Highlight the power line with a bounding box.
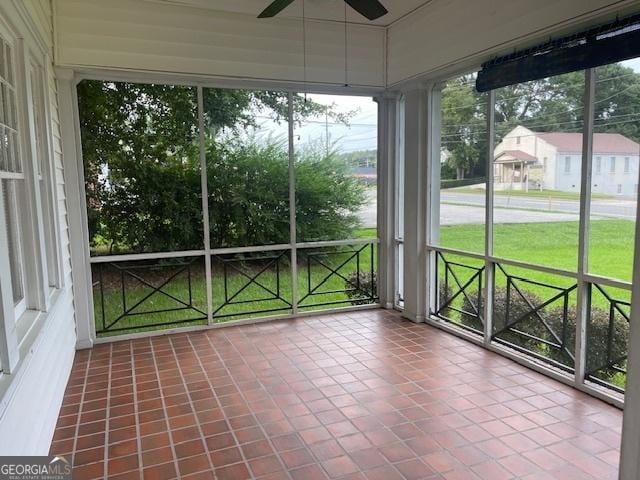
[440,115,640,146]
[442,71,640,112]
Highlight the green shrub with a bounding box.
[345,272,376,305]
[550,305,628,383]
[489,287,569,361]
[463,287,629,383]
[88,139,366,253]
[435,283,484,333]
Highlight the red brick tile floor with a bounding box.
[50,309,622,479]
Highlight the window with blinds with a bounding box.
[29,60,59,290]
[0,36,26,318]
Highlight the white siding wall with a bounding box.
[54,0,386,89]
[554,153,582,192]
[590,154,640,196]
[387,0,639,87]
[0,0,77,455]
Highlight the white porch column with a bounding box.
[619,192,640,478]
[376,93,399,309]
[56,68,95,349]
[401,87,428,322]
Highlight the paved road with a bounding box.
[359,190,377,228]
[440,204,580,226]
[357,190,637,228]
[442,191,637,220]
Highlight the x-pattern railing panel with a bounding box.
[433,252,485,335]
[585,283,631,393]
[211,251,292,319]
[492,264,577,371]
[94,258,207,334]
[298,243,377,309]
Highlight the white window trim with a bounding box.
[0,16,61,374]
[27,52,63,296]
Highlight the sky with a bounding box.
[622,58,640,73]
[245,59,640,154]
[252,93,379,153]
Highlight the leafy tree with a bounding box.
[441,75,487,180]
[440,64,640,180]
[593,63,640,142]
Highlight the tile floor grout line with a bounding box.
[71,348,93,467]
[148,336,184,480]
[102,343,113,479]
[167,335,219,478]
[199,329,295,479]
[130,341,145,480]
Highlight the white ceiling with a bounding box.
[152,0,433,26]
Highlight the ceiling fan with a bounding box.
[258,0,388,21]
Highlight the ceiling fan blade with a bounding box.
[258,0,296,18]
[344,0,388,20]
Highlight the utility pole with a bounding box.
[325,109,329,157]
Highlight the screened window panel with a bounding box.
[77,81,201,256]
[435,74,487,254]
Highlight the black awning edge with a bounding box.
[476,12,640,92]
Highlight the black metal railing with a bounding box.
[92,241,378,336]
[492,264,577,371]
[585,283,630,393]
[297,242,377,310]
[211,251,292,320]
[93,257,207,335]
[433,252,485,335]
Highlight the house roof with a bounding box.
[537,132,640,155]
[495,149,537,163]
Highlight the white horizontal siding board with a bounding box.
[0,290,76,454]
[59,34,301,72]
[58,13,304,54]
[387,0,638,86]
[55,0,385,87]
[0,0,78,456]
[22,0,53,46]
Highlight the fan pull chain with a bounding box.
[344,1,348,87]
[302,0,308,102]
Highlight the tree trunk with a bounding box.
[456,167,465,180]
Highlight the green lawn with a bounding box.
[93,237,378,337]
[440,219,635,282]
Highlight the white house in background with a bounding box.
[494,125,640,195]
